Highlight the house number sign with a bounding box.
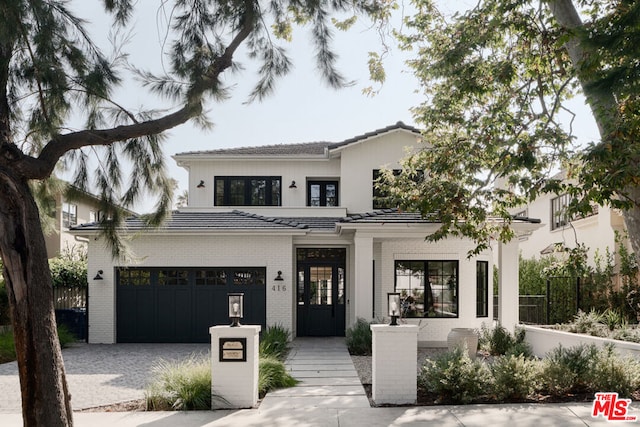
[219,338,247,362]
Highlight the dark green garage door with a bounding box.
[116,267,266,343]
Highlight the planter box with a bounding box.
[523,325,640,359]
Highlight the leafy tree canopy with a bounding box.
[381,0,640,256]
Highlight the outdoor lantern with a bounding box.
[274,271,284,281]
[387,292,400,326]
[93,270,104,280]
[228,293,244,327]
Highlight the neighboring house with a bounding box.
[510,172,629,267]
[45,185,120,259]
[73,122,541,345]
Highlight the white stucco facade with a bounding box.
[77,123,537,345]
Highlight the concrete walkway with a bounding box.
[260,337,369,410]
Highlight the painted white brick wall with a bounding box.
[210,325,261,409]
[376,238,494,344]
[87,234,293,343]
[371,324,418,404]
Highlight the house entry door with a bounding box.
[296,248,346,336]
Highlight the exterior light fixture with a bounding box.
[387,292,400,326]
[289,180,297,189]
[93,270,104,280]
[228,293,244,327]
[197,180,206,188]
[274,271,284,281]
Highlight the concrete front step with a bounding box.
[267,385,366,397]
[259,395,371,410]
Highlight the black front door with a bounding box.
[296,249,346,336]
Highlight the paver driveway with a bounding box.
[0,343,209,413]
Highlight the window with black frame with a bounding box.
[394,260,458,318]
[476,261,489,317]
[214,176,281,206]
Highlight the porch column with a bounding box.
[498,238,520,333]
[354,236,374,322]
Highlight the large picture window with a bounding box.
[476,261,489,317]
[394,260,458,318]
[215,176,281,206]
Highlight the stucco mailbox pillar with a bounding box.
[209,325,261,409]
[370,324,418,405]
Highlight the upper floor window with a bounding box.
[394,260,458,318]
[89,210,102,223]
[62,202,77,228]
[373,169,423,209]
[551,194,598,230]
[215,176,281,206]
[307,181,338,207]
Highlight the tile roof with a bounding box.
[174,122,422,157]
[176,141,331,156]
[72,211,313,232]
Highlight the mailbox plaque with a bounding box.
[219,338,247,362]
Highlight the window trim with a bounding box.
[307,180,339,207]
[214,176,282,206]
[394,260,459,319]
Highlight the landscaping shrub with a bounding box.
[542,344,598,396]
[258,355,298,398]
[0,329,15,364]
[145,354,211,410]
[346,317,372,355]
[480,325,531,357]
[602,309,626,332]
[586,345,640,397]
[259,324,291,361]
[418,347,490,404]
[571,309,604,335]
[490,354,541,401]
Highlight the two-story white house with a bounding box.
[74,122,541,344]
[512,171,629,267]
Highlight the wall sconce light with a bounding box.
[274,271,284,281]
[197,180,206,188]
[288,180,297,189]
[94,270,104,281]
[228,293,244,327]
[387,292,400,326]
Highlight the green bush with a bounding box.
[586,345,640,397]
[602,309,626,332]
[480,325,531,357]
[571,309,604,335]
[145,354,212,410]
[0,325,74,364]
[0,329,15,364]
[418,347,490,404]
[258,355,298,398]
[490,354,542,401]
[345,317,372,355]
[259,324,290,361]
[49,256,87,289]
[542,344,598,396]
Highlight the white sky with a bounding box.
[68,1,600,213]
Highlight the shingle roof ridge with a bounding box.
[232,210,309,229]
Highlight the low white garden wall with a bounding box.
[523,325,640,359]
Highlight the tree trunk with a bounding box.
[548,0,640,262]
[0,173,72,426]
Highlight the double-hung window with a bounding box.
[62,202,77,228]
[394,260,458,318]
[215,176,281,206]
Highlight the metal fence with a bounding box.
[493,295,547,325]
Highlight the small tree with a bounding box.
[0,2,388,425]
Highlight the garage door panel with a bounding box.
[117,267,266,343]
[156,288,191,342]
